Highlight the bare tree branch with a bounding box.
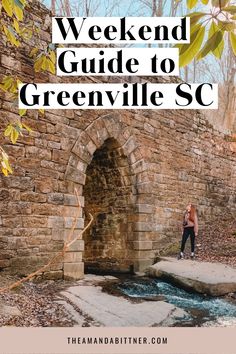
[0,188,94,294]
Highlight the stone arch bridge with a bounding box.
[0,2,236,279]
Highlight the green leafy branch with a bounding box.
[0,120,33,176]
[1,0,25,19]
[30,43,57,75]
[0,75,22,96]
[0,0,31,47]
[0,0,57,176]
[178,0,236,66]
[4,121,32,144]
[0,73,35,175]
[0,147,12,177]
[0,75,27,115]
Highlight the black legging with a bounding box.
[181,226,195,253]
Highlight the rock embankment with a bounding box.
[147,257,236,296]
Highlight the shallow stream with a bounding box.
[105,277,236,327]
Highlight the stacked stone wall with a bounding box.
[0,1,235,278]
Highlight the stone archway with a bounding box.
[83,137,134,273]
[63,113,153,279]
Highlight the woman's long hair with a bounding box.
[189,204,196,223]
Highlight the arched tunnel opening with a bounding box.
[83,138,135,274]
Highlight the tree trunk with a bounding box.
[157,0,163,16]
[64,0,71,16]
[51,0,56,15]
[152,0,157,16]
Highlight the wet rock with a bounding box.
[56,300,85,326]
[104,275,118,280]
[60,285,187,327]
[155,307,189,327]
[203,317,236,327]
[83,274,106,282]
[148,257,236,296]
[139,295,166,301]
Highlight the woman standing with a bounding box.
[179,204,198,259]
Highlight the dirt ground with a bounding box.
[0,275,76,327]
[196,215,236,267]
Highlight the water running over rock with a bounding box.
[115,278,236,326]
